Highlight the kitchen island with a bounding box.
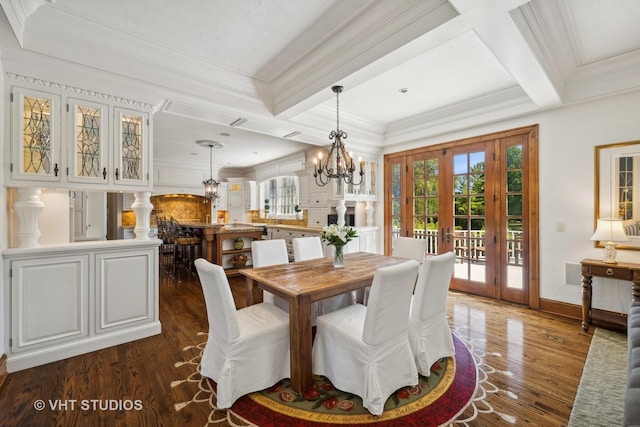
[178,222,264,275]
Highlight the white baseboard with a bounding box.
[7,322,161,372]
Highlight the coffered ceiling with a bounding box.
[1,0,639,170]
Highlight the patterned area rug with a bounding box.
[173,328,513,426]
[568,327,627,427]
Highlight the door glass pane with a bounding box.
[121,114,142,180]
[414,179,425,197]
[22,96,52,175]
[453,151,486,283]
[506,145,524,289]
[75,106,102,178]
[391,163,402,240]
[411,158,439,252]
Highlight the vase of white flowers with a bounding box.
[321,224,358,268]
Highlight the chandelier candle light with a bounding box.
[313,85,364,187]
[197,140,223,206]
[321,224,358,268]
[590,218,629,264]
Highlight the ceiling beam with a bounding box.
[450,0,562,109]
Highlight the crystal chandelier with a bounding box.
[197,140,223,204]
[313,85,364,187]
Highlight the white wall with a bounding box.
[38,190,71,245]
[383,90,640,314]
[0,50,6,358]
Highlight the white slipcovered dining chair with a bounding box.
[292,236,353,315]
[251,239,289,311]
[194,258,290,409]
[312,259,420,416]
[361,236,428,305]
[408,251,456,376]
[392,236,428,263]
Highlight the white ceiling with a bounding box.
[1,0,639,172]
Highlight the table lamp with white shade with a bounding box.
[590,218,630,264]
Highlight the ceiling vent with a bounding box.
[229,118,247,127]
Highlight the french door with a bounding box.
[385,126,538,306]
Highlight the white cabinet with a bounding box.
[7,85,151,191]
[297,170,308,207]
[217,182,229,210]
[242,181,258,210]
[10,87,62,183]
[307,207,327,228]
[332,158,378,201]
[95,248,155,333]
[10,254,89,353]
[227,181,244,222]
[304,168,331,228]
[3,240,161,371]
[269,226,322,261]
[227,182,243,210]
[67,98,109,185]
[113,107,150,187]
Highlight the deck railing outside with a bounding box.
[392,228,523,265]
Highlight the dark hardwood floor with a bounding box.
[0,265,594,426]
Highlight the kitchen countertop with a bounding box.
[266,224,323,233]
[179,222,263,233]
[265,224,377,232]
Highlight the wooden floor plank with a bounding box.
[0,268,594,426]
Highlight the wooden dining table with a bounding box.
[239,251,408,394]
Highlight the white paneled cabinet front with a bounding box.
[3,240,161,372]
[95,250,153,333]
[11,255,89,353]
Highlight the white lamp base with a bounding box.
[602,241,617,264]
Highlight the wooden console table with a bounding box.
[581,258,640,332]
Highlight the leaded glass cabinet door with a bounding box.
[11,87,62,182]
[114,107,149,186]
[68,99,109,184]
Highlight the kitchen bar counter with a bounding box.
[177,222,264,273]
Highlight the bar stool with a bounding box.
[174,237,201,279]
[156,216,175,277]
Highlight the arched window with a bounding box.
[260,175,299,216]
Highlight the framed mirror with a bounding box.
[595,140,640,250]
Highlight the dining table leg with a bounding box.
[245,277,263,306]
[289,294,314,394]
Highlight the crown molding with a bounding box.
[5,72,155,110]
[384,86,536,145]
[0,0,49,46]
